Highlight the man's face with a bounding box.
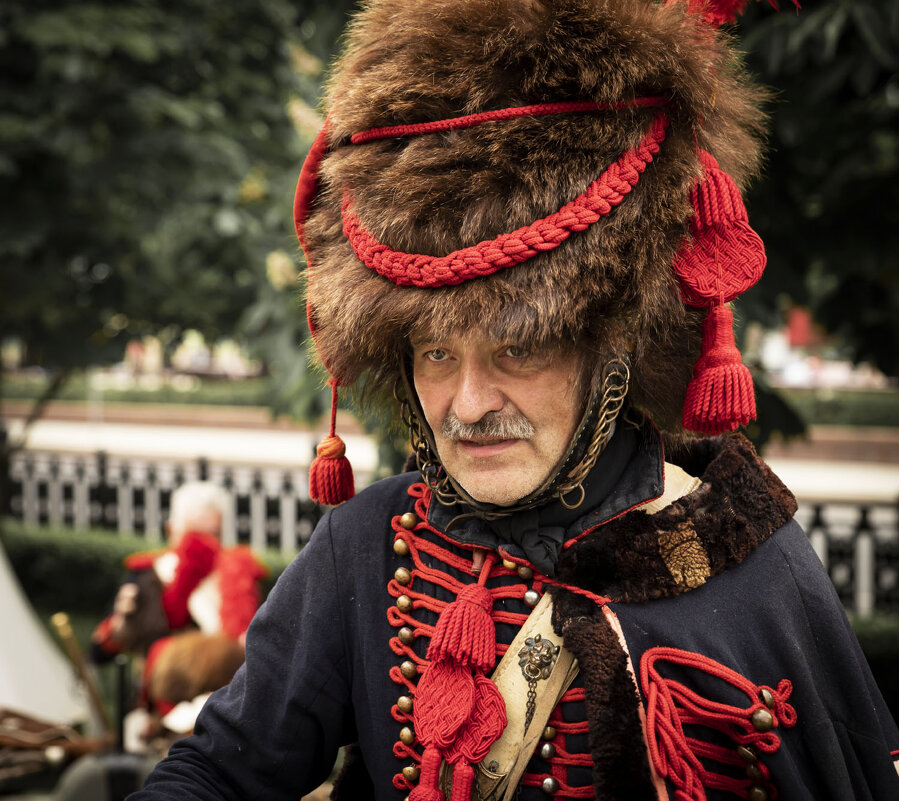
[412,333,583,506]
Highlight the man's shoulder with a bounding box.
[327,470,421,530]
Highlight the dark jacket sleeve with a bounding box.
[128,510,354,801]
[768,523,899,800]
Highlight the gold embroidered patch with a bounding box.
[658,522,711,590]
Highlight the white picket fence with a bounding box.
[5,449,899,616]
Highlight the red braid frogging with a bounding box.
[640,646,797,801]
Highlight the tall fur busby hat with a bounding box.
[297,0,782,503]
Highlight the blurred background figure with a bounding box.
[91,481,266,752]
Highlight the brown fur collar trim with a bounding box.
[551,593,657,800]
[555,433,797,602]
[547,434,795,801]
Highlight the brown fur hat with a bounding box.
[302,0,767,429]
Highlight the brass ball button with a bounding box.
[747,786,769,801]
[541,776,559,794]
[400,512,419,530]
[399,726,415,745]
[751,708,774,732]
[400,661,417,679]
[393,539,410,557]
[402,765,420,782]
[524,589,541,607]
[736,745,757,764]
[542,726,557,741]
[501,559,518,571]
[758,688,775,708]
[396,595,413,613]
[397,695,413,714]
[398,626,415,644]
[394,567,412,586]
[746,764,764,782]
[539,742,556,760]
[517,565,534,580]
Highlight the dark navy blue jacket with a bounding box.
[130,432,899,801]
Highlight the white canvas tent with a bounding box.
[0,537,90,725]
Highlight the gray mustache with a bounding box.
[441,411,535,441]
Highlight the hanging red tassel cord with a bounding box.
[309,378,355,505]
[410,554,507,801]
[673,150,765,435]
[682,305,756,434]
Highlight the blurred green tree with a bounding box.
[736,0,899,377]
[0,0,360,433]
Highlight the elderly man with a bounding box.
[131,1,899,799]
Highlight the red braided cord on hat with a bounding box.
[349,97,668,144]
[640,647,797,801]
[342,113,668,288]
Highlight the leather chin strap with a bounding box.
[397,355,626,521]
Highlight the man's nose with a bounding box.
[452,358,504,424]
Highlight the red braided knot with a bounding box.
[342,113,668,288]
[673,150,765,308]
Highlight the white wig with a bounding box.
[168,481,229,540]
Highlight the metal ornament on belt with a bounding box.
[518,634,561,730]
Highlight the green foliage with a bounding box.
[737,0,899,377]
[0,0,364,433]
[780,386,899,427]
[0,0,309,368]
[3,371,274,407]
[0,517,292,615]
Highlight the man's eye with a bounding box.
[504,345,529,359]
[426,349,449,362]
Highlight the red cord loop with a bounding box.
[349,97,668,144]
[640,647,797,801]
[343,114,668,288]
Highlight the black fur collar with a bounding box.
[555,433,797,602]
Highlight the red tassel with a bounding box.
[410,557,506,800]
[673,149,764,434]
[414,661,477,749]
[445,674,507,765]
[426,584,496,671]
[309,379,355,505]
[682,304,756,434]
[673,151,766,308]
[409,748,446,801]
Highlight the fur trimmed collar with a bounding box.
[555,433,797,603]
[548,434,797,801]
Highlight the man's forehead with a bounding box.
[408,325,569,352]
